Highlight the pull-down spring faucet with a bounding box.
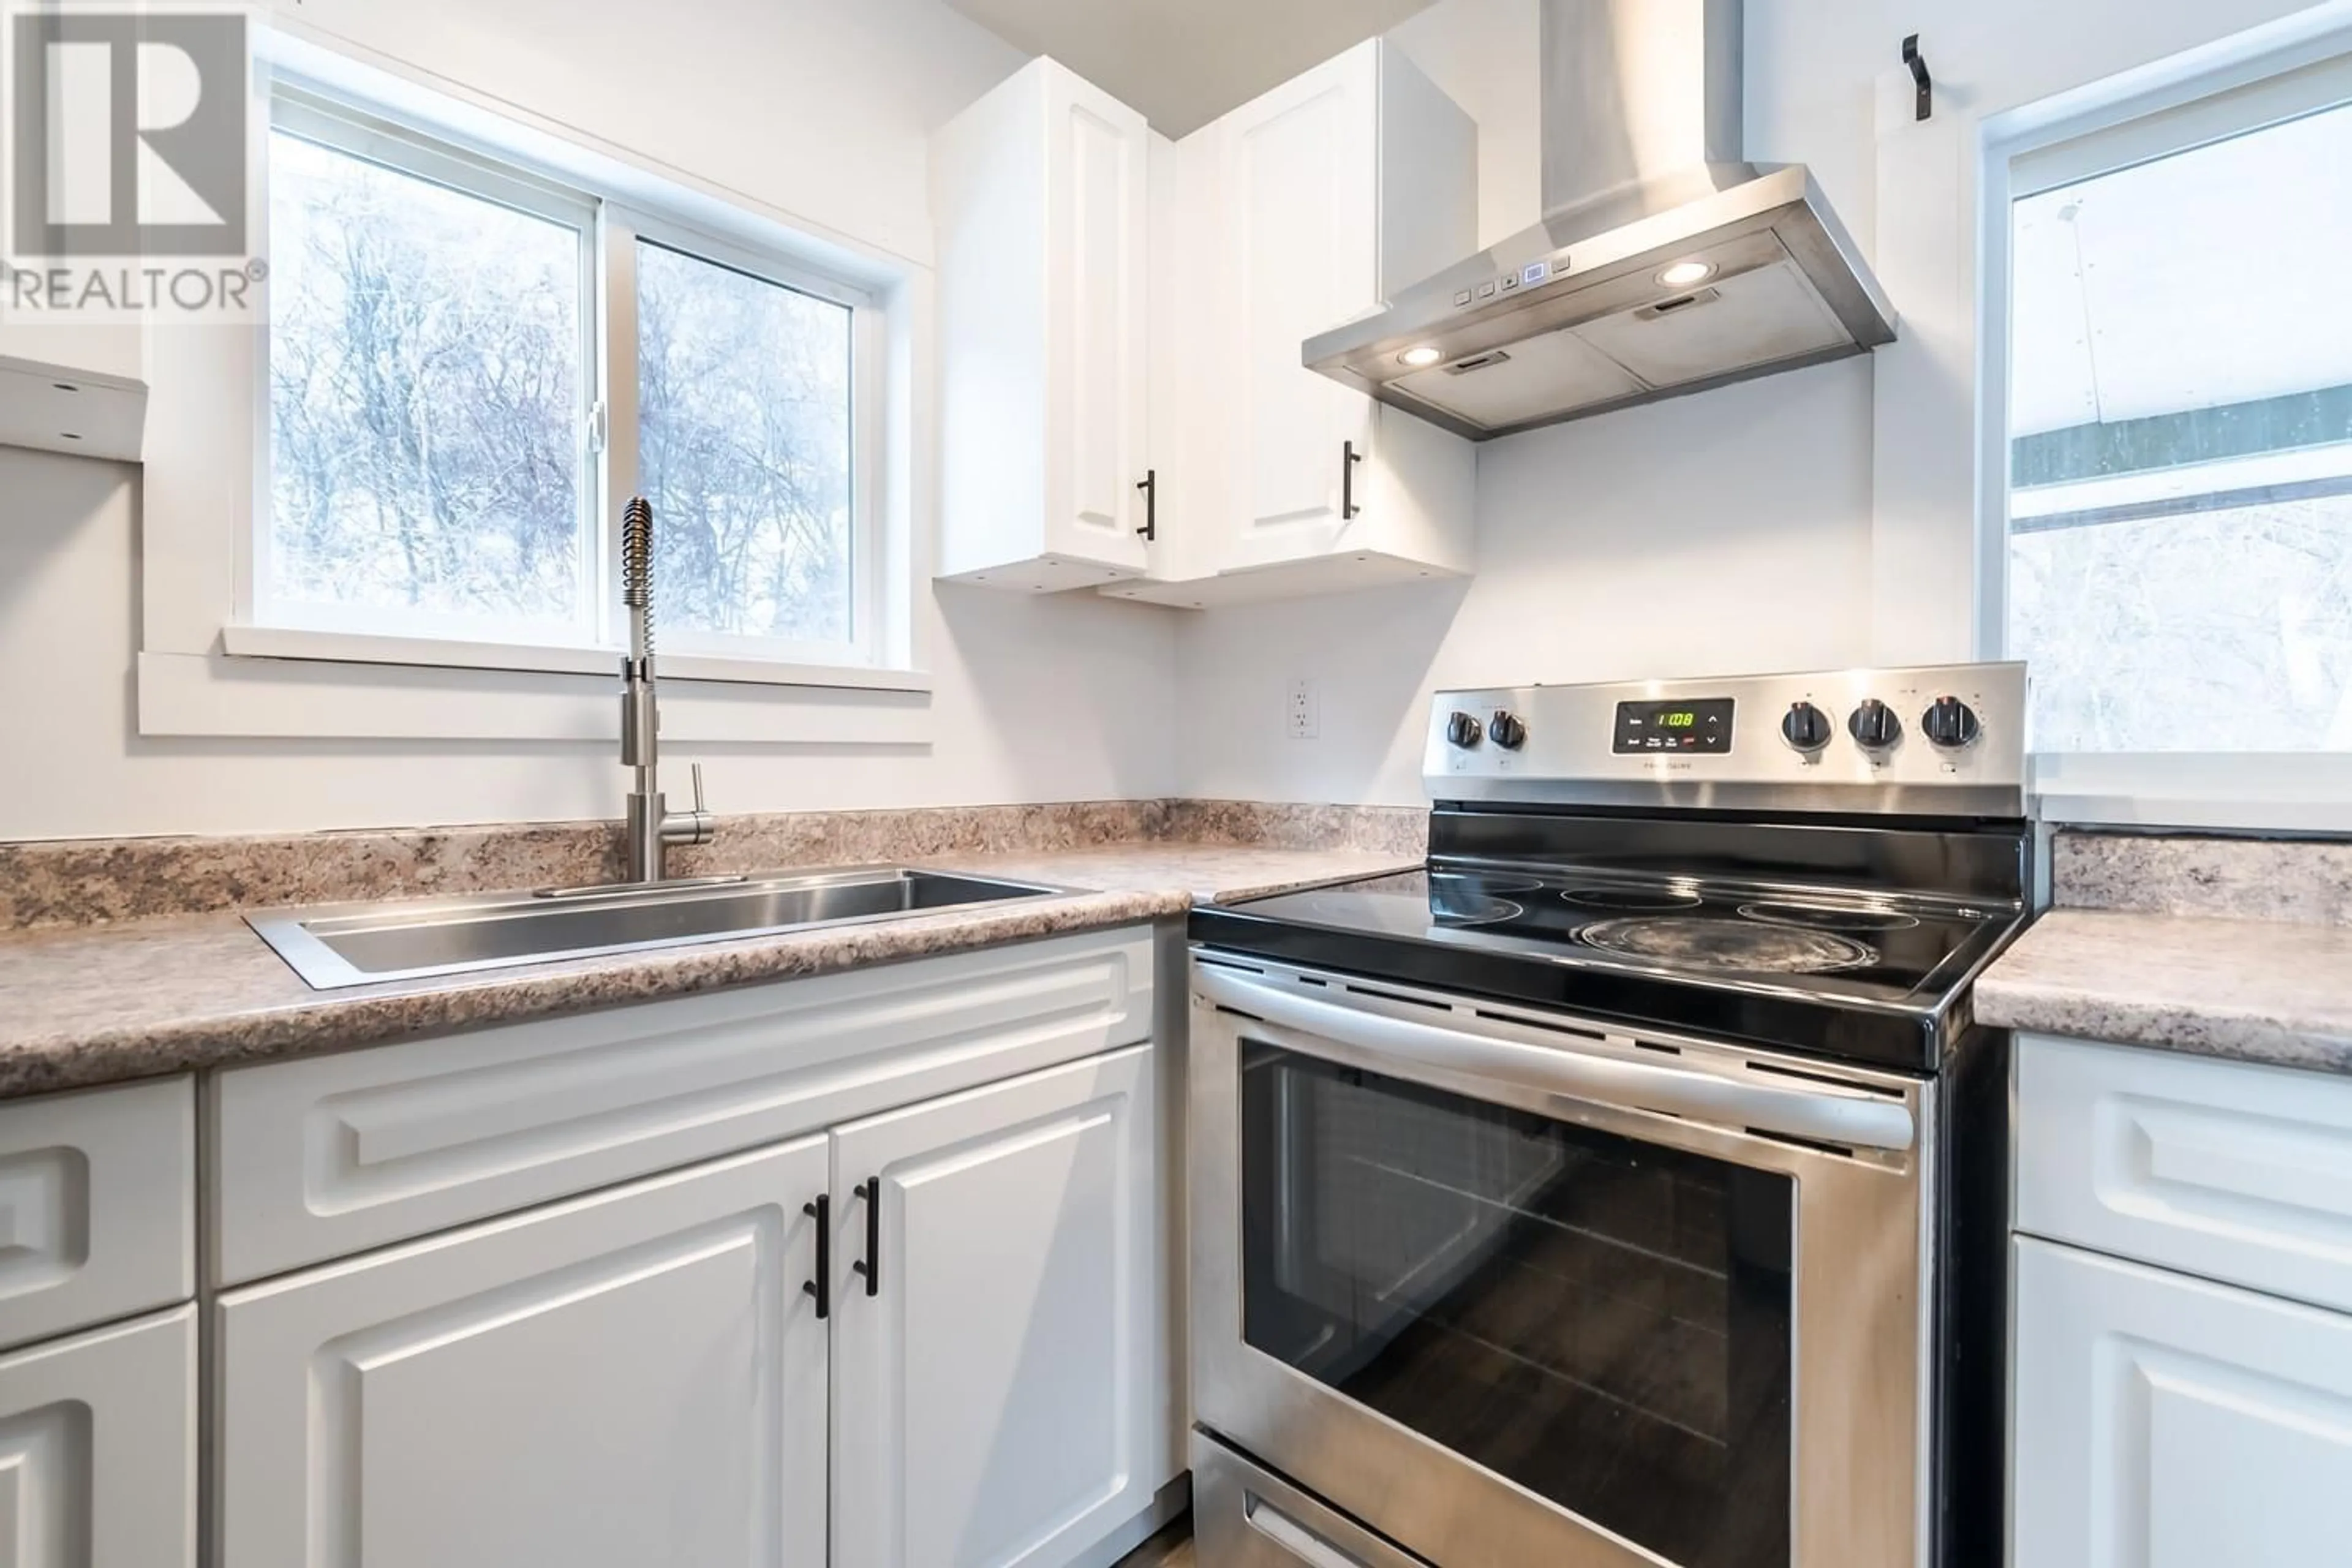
[619,496,715,883]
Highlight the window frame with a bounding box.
[254,90,605,649]
[246,75,890,676]
[602,207,888,668]
[1977,43,2352,831]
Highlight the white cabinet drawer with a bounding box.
[2013,1237,2352,1568]
[211,927,1155,1283]
[0,1077,194,1351]
[2017,1033,2352,1313]
[0,1303,198,1568]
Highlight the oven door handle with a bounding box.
[1196,968,1917,1153]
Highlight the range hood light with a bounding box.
[1398,345,1446,368]
[1656,260,1717,288]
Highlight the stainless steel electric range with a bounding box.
[1186,664,2030,1568]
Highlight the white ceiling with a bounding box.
[944,0,1441,136]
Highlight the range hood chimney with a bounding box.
[1305,0,1894,441]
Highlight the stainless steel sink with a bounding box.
[246,867,1061,990]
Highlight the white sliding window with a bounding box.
[255,86,886,673]
[1989,50,2352,826]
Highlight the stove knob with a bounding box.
[1490,710,1527,750]
[1921,695,1981,750]
[1780,701,1833,754]
[1445,710,1484,748]
[1849,698,1902,751]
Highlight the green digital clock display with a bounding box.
[1613,698,1736,754]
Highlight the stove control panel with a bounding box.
[1612,698,1735,755]
[1425,663,2029,816]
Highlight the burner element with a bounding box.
[1739,901,1921,933]
[1428,877,1527,927]
[1430,895,1523,927]
[1562,886,1703,912]
[1579,916,1877,974]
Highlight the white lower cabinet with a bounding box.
[2012,1235,2352,1567]
[0,1305,197,1568]
[832,1043,1170,1568]
[213,1039,1174,1568]
[216,1137,833,1568]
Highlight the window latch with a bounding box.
[587,399,608,454]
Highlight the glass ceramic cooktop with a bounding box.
[1223,865,2015,1009]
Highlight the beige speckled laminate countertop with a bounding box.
[0,843,1416,1099]
[1977,908,2352,1076]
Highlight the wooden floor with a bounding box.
[1114,1518,1195,1567]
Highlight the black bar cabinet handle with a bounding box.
[1135,469,1157,541]
[853,1178,881,1297]
[801,1194,830,1319]
[1341,440,1363,521]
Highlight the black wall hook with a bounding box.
[1902,34,1932,122]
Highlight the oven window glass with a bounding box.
[1240,1043,1795,1568]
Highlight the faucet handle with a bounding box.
[658,763,717,850]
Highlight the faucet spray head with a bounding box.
[621,496,655,627]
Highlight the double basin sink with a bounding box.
[247,867,1060,990]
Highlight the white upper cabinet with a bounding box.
[935,58,1153,590]
[1107,40,1477,609]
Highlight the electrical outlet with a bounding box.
[1287,677,1320,740]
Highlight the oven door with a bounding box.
[1189,955,1933,1568]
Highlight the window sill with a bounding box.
[2034,754,2352,835]
[2038,791,2352,835]
[220,624,932,694]
[140,647,931,745]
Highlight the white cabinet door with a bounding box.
[935,58,1150,589]
[2013,1236,2352,1568]
[0,1305,195,1568]
[832,1044,1170,1568]
[1213,43,1381,571]
[217,1138,831,1568]
[1044,66,1151,574]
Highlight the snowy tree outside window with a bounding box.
[261,106,869,665]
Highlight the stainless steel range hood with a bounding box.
[1305,0,1895,441]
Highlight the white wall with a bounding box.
[1180,0,2343,806]
[1175,360,1874,805]
[0,0,1186,840]
[1385,0,1542,249]
[0,451,1178,839]
[8,0,2340,835]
